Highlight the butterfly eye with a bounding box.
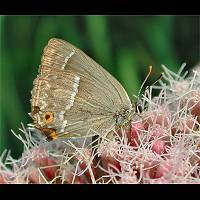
[43,112,54,124]
[125,109,129,113]
[137,105,143,114]
[135,101,143,114]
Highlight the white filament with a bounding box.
[62,49,75,69]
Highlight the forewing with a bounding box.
[31,38,132,137]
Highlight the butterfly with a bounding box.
[30,38,150,141]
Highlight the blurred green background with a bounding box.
[0,15,199,158]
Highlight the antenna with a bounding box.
[145,72,163,92]
[137,65,152,100]
[132,66,163,114]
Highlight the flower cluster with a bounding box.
[1,64,200,184]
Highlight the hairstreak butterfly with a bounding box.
[30,38,158,141]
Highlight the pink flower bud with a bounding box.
[64,171,87,184]
[149,124,165,139]
[25,148,59,182]
[101,155,121,172]
[152,140,165,154]
[144,108,171,128]
[155,161,172,178]
[129,121,144,147]
[191,101,200,117]
[0,173,8,184]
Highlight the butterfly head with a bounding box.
[114,107,133,128]
[134,100,143,114]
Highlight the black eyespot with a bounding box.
[43,112,54,123]
[45,114,50,120]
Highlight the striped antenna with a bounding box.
[137,65,153,100]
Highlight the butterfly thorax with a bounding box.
[114,107,134,128]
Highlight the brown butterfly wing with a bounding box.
[31,38,132,138]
